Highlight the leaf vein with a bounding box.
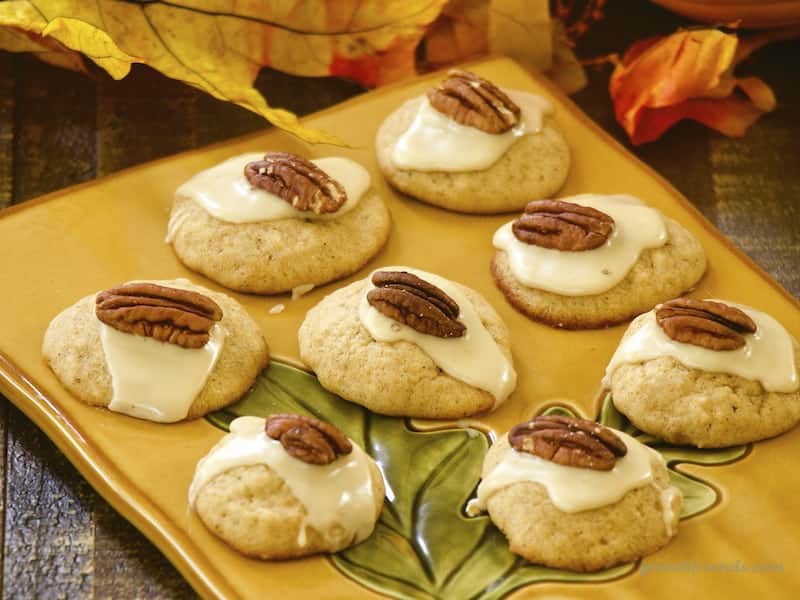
[410,436,471,587]
[138,5,227,98]
[115,0,441,37]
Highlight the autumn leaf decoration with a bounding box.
[5,2,793,146]
[0,0,589,143]
[0,0,449,144]
[610,27,800,145]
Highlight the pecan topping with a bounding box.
[367,271,466,338]
[512,200,615,251]
[508,415,627,471]
[96,282,223,349]
[244,152,346,214]
[427,69,521,134]
[266,414,352,465]
[656,298,757,351]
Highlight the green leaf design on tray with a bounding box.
[207,364,747,599]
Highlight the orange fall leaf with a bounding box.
[610,28,798,145]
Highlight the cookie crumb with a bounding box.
[292,284,315,300]
[269,303,285,315]
[466,498,482,517]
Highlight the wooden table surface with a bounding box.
[0,1,798,598]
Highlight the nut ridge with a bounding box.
[95,282,223,349]
[512,199,615,251]
[656,298,757,351]
[244,152,346,215]
[508,415,627,471]
[367,271,466,338]
[427,69,521,134]
[266,413,352,465]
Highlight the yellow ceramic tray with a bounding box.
[0,57,798,599]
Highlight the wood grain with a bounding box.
[0,54,12,208]
[708,41,800,296]
[0,0,797,596]
[4,405,94,599]
[11,55,96,204]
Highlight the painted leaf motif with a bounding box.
[0,0,447,143]
[208,363,631,599]
[207,365,747,599]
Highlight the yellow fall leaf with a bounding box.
[546,20,587,95]
[421,0,584,92]
[40,17,140,79]
[0,21,86,72]
[424,0,489,67]
[0,0,447,144]
[488,0,552,72]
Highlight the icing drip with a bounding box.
[391,91,553,172]
[175,155,370,224]
[493,194,668,296]
[189,416,380,546]
[604,302,798,393]
[472,430,664,514]
[358,267,517,408]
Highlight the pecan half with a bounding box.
[244,152,346,214]
[96,282,223,349]
[508,415,627,471]
[367,271,466,338]
[656,298,757,351]
[427,69,521,134]
[266,413,352,465]
[512,200,615,251]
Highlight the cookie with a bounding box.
[375,70,570,214]
[298,267,517,418]
[492,195,706,328]
[606,299,800,447]
[168,153,391,294]
[190,415,384,559]
[42,278,269,422]
[472,417,681,572]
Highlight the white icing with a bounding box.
[189,416,380,546]
[358,267,517,408]
[100,320,224,423]
[472,430,668,514]
[603,302,799,393]
[660,485,681,537]
[175,154,370,224]
[165,202,191,243]
[493,194,668,296]
[391,91,553,172]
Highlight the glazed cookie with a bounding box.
[469,416,681,572]
[43,279,269,422]
[605,298,800,447]
[492,194,706,328]
[298,267,517,418]
[167,152,391,294]
[190,414,384,559]
[375,69,570,214]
